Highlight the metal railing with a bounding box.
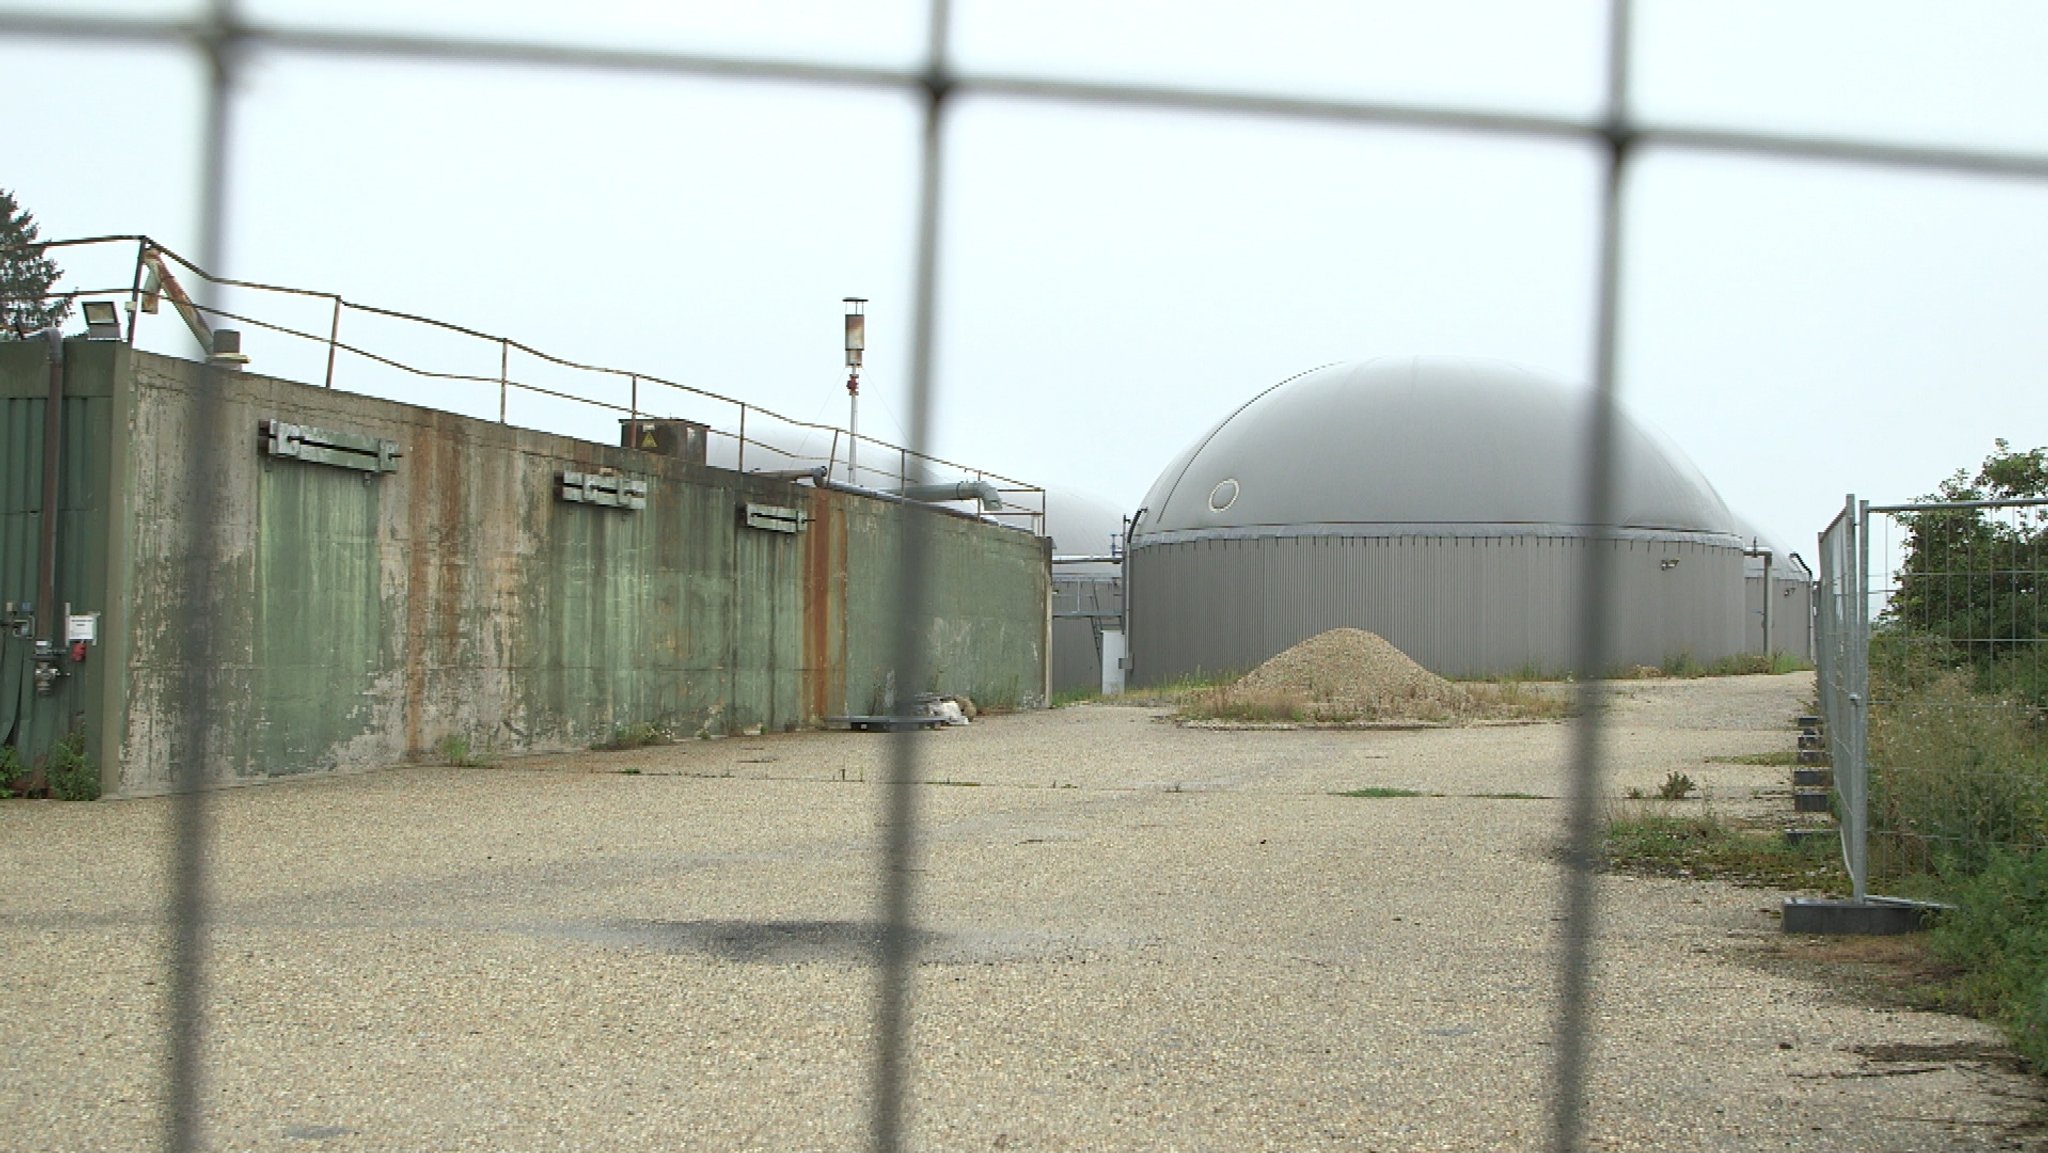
[14,233,1045,535]
[6,3,2048,1153]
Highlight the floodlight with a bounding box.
[81,300,121,340]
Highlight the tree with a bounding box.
[0,188,71,337]
[1888,440,2048,681]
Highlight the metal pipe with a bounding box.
[140,247,213,354]
[1052,554,1123,565]
[1744,545,1774,654]
[1121,507,1144,685]
[38,328,63,648]
[889,479,1003,509]
[1761,550,1773,654]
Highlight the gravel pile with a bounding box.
[1227,628,1475,721]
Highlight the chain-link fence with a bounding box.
[8,2,2048,1152]
[1816,494,2048,900]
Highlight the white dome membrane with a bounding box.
[1134,357,1739,542]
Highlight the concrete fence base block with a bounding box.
[1782,897,1941,936]
[1793,790,1832,813]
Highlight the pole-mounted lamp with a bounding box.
[844,297,865,485]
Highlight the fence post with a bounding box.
[1846,494,1870,902]
[324,297,342,389]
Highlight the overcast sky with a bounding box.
[6,0,2048,560]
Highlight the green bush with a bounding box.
[1867,662,2048,879]
[1929,848,2048,1073]
[0,743,23,798]
[46,728,98,802]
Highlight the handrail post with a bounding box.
[498,340,509,424]
[629,374,638,424]
[125,238,145,344]
[738,404,747,473]
[324,297,341,389]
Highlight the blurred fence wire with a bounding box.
[7,2,2048,1151]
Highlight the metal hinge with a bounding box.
[742,503,805,534]
[261,419,401,473]
[559,470,648,511]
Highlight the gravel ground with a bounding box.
[1,671,2039,1151]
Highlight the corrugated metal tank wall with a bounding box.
[1744,574,1816,660]
[1050,573,1122,697]
[1128,534,1745,682]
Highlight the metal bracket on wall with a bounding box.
[742,502,805,534]
[261,419,401,473]
[559,471,648,511]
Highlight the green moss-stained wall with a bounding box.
[839,493,1053,713]
[0,340,121,790]
[0,344,1048,796]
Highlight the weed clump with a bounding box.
[1603,808,1844,890]
[595,722,674,751]
[1657,771,1697,801]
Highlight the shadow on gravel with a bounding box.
[560,918,937,964]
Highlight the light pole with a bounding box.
[844,297,866,485]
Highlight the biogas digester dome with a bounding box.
[1127,357,1746,681]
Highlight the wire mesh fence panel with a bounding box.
[1863,499,2048,890]
[1814,498,1868,899]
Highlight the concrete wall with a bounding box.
[1127,532,1745,683]
[0,341,1049,796]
